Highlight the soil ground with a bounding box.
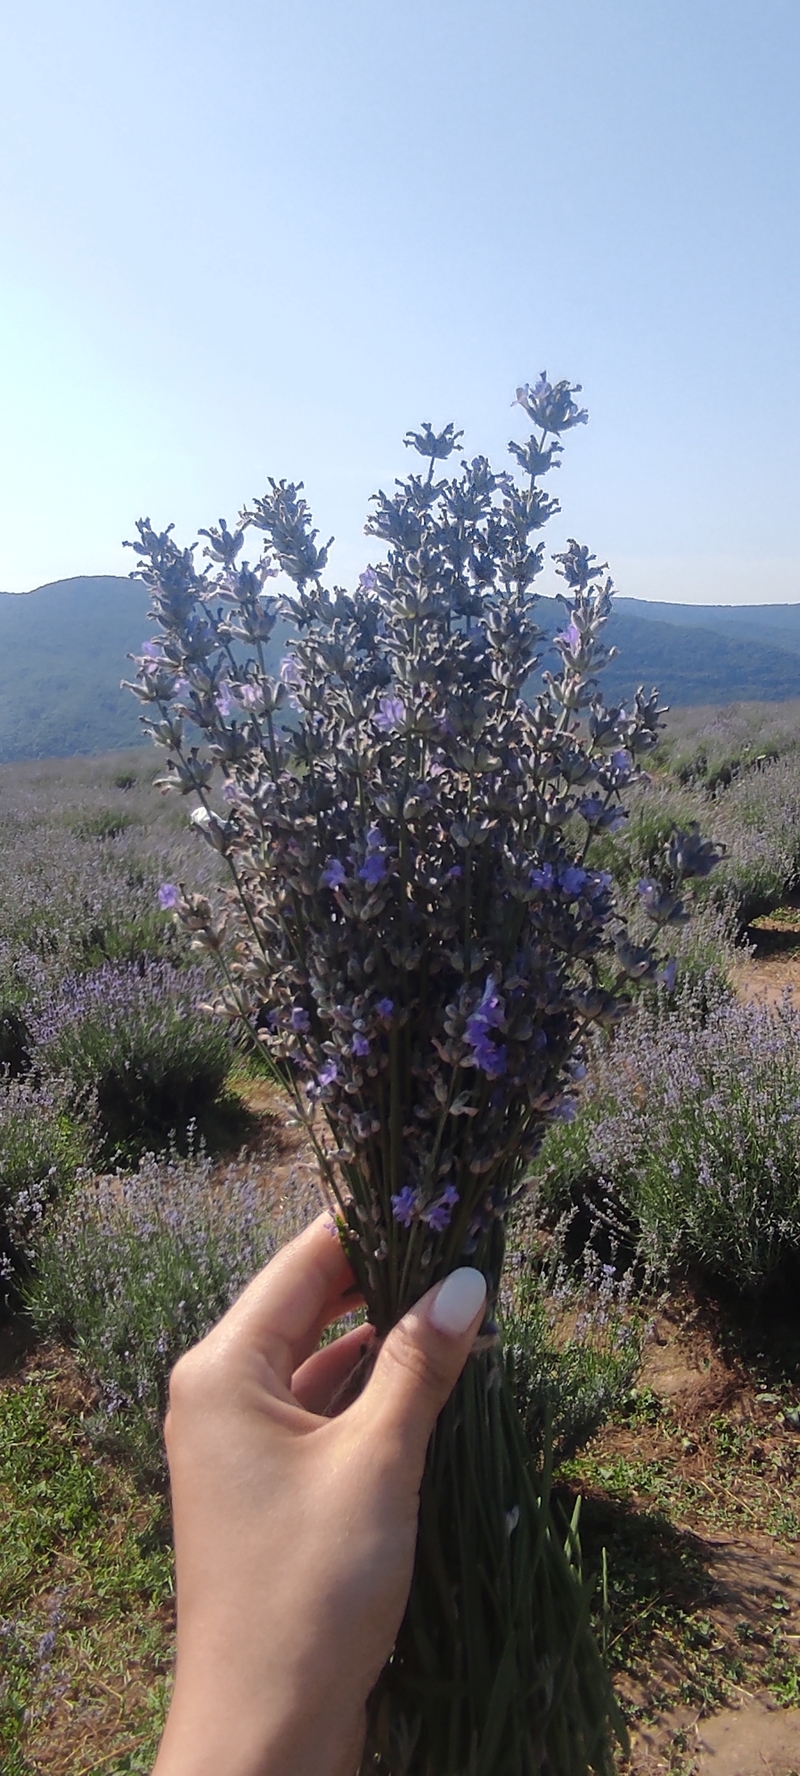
[734,903,800,1007]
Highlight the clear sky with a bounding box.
[1,0,798,602]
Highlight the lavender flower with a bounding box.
[321,858,346,890]
[391,1185,418,1226]
[158,883,180,910]
[374,694,406,731]
[422,1183,460,1231]
[359,851,387,887]
[125,376,709,1776]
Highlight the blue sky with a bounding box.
[1,0,798,602]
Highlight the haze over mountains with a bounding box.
[1,575,799,764]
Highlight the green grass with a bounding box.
[0,1352,174,1776]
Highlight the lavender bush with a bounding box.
[538,981,800,1292]
[31,960,232,1161]
[600,754,800,935]
[0,1075,93,1305]
[501,1227,643,1466]
[709,752,800,927]
[657,697,800,791]
[125,375,719,1775]
[27,1143,311,1473]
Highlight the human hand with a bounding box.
[152,1211,487,1776]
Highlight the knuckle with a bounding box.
[382,1319,451,1402]
[166,1345,207,1413]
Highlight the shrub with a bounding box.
[27,1147,314,1472]
[31,961,232,1160]
[0,1077,93,1303]
[537,984,800,1293]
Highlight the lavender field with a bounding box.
[1,727,800,1776]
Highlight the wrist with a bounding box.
[153,1667,364,1776]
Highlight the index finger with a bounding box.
[217,1211,363,1386]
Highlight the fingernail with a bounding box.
[427,1269,487,1337]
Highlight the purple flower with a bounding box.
[238,682,261,709]
[657,958,677,992]
[352,1031,370,1056]
[391,1185,418,1226]
[359,566,378,592]
[559,865,588,899]
[472,1036,508,1078]
[465,978,507,1077]
[553,621,581,654]
[366,825,384,849]
[609,747,633,783]
[141,641,162,661]
[637,878,661,916]
[158,883,180,910]
[530,862,555,891]
[215,684,234,717]
[317,1058,338,1088]
[446,865,463,880]
[290,1005,310,1033]
[374,695,405,732]
[587,869,613,903]
[376,997,394,1018]
[321,858,346,890]
[359,851,387,887]
[465,979,504,1043]
[422,1182,460,1233]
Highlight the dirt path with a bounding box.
[735,906,800,1006]
[601,1292,800,1776]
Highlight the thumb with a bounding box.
[351,1268,487,1477]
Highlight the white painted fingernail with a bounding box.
[427,1269,487,1337]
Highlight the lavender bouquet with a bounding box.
[126,376,713,1776]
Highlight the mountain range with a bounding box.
[1,574,799,763]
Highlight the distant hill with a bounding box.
[601,605,800,705]
[0,574,799,763]
[0,577,151,762]
[615,596,800,656]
